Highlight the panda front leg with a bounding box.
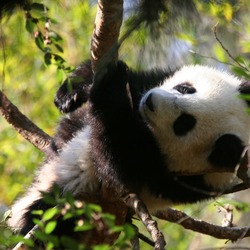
[89,62,167,249]
[89,61,158,194]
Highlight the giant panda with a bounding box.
[8,61,250,241]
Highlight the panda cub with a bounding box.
[8,61,250,237]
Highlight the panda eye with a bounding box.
[174,83,196,94]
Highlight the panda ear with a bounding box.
[239,81,250,106]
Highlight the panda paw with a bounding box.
[54,81,89,113]
[54,60,93,113]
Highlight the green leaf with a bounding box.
[34,231,59,247]
[123,223,136,240]
[74,223,94,232]
[44,52,52,65]
[110,225,123,233]
[31,209,43,216]
[239,94,250,101]
[34,231,47,242]
[56,68,65,83]
[42,193,57,206]
[64,66,75,74]
[49,32,63,42]
[62,212,74,220]
[235,56,246,65]
[54,54,65,64]
[25,19,36,33]
[93,245,110,250]
[10,235,35,247]
[45,221,57,234]
[54,43,64,53]
[65,192,75,206]
[39,17,58,24]
[232,66,250,78]
[60,236,80,249]
[32,218,44,229]
[31,3,49,12]
[42,207,59,221]
[88,204,102,213]
[35,32,45,52]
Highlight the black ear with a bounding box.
[239,81,250,106]
[208,134,245,170]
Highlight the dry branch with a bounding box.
[155,208,250,241]
[0,90,52,153]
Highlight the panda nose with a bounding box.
[145,93,154,112]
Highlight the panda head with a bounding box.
[140,65,250,180]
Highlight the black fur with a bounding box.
[50,107,89,153]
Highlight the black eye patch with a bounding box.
[208,134,245,169]
[173,113,197,136]
[174,83,196,94]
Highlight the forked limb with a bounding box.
[123,193,166,250]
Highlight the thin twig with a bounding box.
[189,50,236,67]
[213,24,250,72]
[138,232,155,247]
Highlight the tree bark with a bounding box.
[155,208,250,241]
[91,0,123,71]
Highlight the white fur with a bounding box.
[8,126,100,231]
[140,65,250,189]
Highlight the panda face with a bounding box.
[140,65,250,177]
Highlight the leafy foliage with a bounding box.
[2,187,135,249]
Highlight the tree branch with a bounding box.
[123,193,166,250]
[213,24,250,72]
[155,208,250,241]
[91,0,123,71]
[12,225,38,250]
[0,90,52,153]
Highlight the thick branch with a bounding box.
[0,90,52,153]
[155,208,250,241]
[91,0,123,71]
